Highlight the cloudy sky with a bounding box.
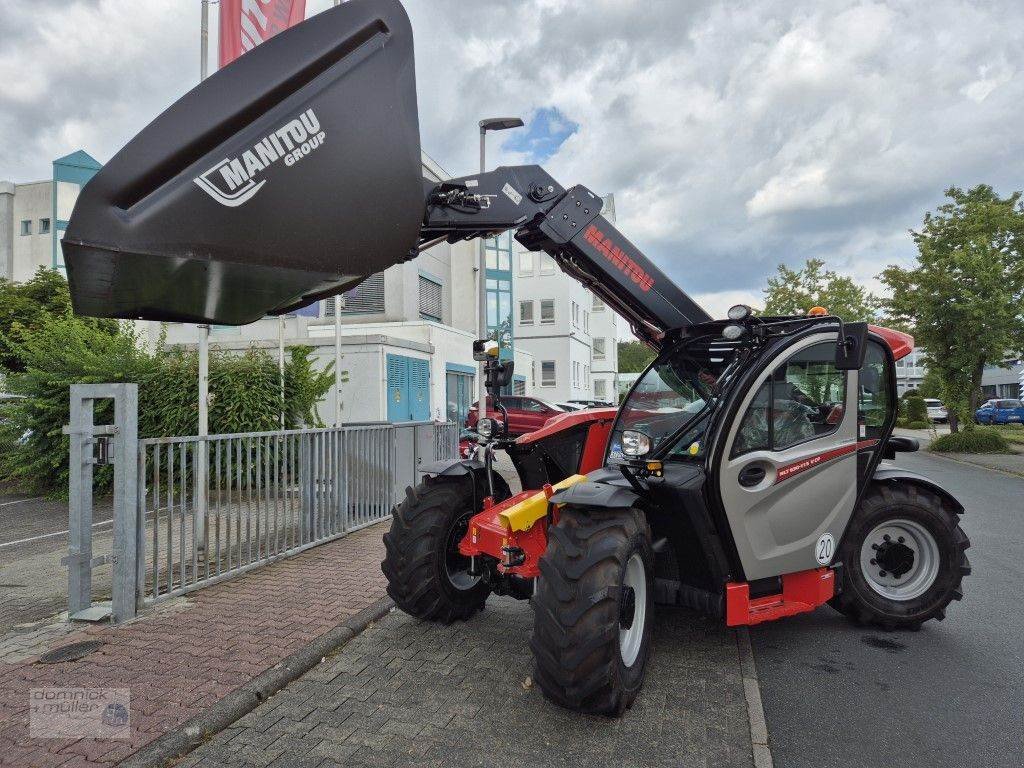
[2,0,1022,316]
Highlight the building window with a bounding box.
[593,337,606,360]
[340,272,385,314]
[541,361,556,386]
[20,220,31,236]
[584,364,590,387]
[593,295,605,312]
[572,361,580,387]
[583,310,589,332]
[594,379,607,399]
[518,251,534,277]
[519,300,534,325]
[540,299,555,324]
[572,301,579,327]
[540,254,556,275]
[418,275,443,321]
[39,218,51,235]
[485,234,512,271]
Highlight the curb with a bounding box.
[121,596,395,768]
[735,627,773,768]
[926,449,1024,479]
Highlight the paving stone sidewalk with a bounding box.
[0,523,389,768]
[183,598,755,768]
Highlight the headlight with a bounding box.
[727,304,752,320]
[477,418,494,439]
[621,430,651,457]
[722,324,746,340]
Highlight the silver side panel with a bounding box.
[717,333,859,580]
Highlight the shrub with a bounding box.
[905,395,928,424]
[930,428,1014,454]
[905,420,931,429]
[0,316,332,496]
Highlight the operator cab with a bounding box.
[606,308,909,587]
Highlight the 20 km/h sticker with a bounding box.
[815,533,836,565]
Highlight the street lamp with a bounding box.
[477,117,524,417]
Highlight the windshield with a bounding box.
[609,337,742,462]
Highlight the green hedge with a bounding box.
[0,314,332,496]
[904,395,928,423]
[930,428,1014,454]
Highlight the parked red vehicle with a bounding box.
[466,396,566,436]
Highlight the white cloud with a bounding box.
[2,0,1023,308]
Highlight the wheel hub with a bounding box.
[618,553,647,667]
[873,538,915,578]
[859,518,941,602]
[444,511,479,591]
[619,585,636,630]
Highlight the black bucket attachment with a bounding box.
[64,0,423,325]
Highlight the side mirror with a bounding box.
[889,436,919,452]
[835,322,869,370]
[485,360,514,395]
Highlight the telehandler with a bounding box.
[61,0,970,716]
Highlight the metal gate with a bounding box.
[65,385,458,623]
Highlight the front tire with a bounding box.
[381,474,507,623]
[830,483,970,629]
[531,506,653,716]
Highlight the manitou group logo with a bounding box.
[194,108,326,207]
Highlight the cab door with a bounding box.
[716,333,859,580]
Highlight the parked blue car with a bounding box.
[975,398,1024,425]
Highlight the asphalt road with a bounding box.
[0,490,115,631]
[752,451,1024,768]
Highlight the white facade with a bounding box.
[512,194,619,405]
[589,292,619,404]
[894,346,1022,400]
[514,247,596,403]
[1,151,101,282]
[1,180,58,282]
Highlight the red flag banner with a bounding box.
[219,0,307,68]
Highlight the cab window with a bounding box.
[732,342,847,457]
[858,341,890,436]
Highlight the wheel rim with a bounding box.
[618,553,647,667]
[859,518,940,601]
[443,511,479,591]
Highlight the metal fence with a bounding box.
[65,382,459,624]
[135,421,458,606]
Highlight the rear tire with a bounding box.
[530,506,653,716]
[381,474,508,623]
[830,483,970,629]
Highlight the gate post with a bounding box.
[65,384,138,623]
[110,384,139,623]
[67,387,95,616]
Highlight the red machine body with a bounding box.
[458,409,615,579]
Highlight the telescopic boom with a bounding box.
[419,166,709,348]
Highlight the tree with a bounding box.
[918,367,944,400]
[618,340,655,373]
[881,185,1024,432]
[763,258,879,321]
[0,267,118,373]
